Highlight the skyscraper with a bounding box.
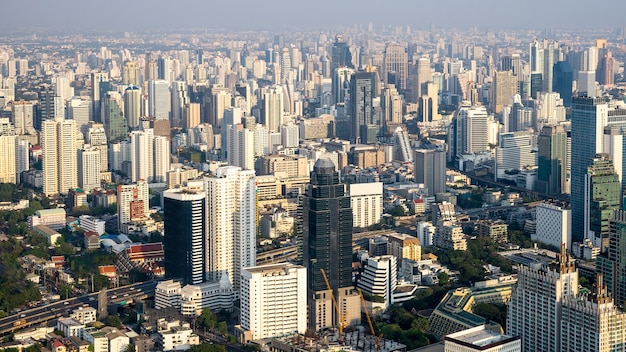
[153,136,170,183]
[129,129,154,182]
[332,67,354,105]
[414,149,446,197]
[86,122,108,173]
[11,100,35,135]
[91,72,109,122]
[349,70,376,144]
[163,188,206,285]
[584,155,620,252]
[262,85,284,133]
[552,61,573,107]
[0,126,16,184]
[382,84,403,126]
[122,61,140,86]
[383,43,408,91]
[101,91,127,141]
[78,147,101,191]
[171,81,188,126]
[204,166,256,295]
[571,96,608,242]
[227,124,254,170]
[124,86,141,129]
[490,70,518,114]
[117,181,149,230]
[41,119,77,196]
[148,80,170,121]
[330,35,353,73]
[537,125,568,195]
[302,158,356,331]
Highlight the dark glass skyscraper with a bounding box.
[330,35,353,73]
[163,189,206,285]
[349,70,376,144]
[302,158,353,329]
[553,61,573,107]
[537,125,568,195]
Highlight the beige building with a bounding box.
[387,233,422,266]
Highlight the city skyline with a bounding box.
[2,0,626,32]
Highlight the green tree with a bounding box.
[106,315,123,328]
[125,344,136,352]
[438,272,450,285]
[197,308,217,330]
[390,205,406,217]
[473,303,506,326]
[189,344,227,352]
[217,321,228,336]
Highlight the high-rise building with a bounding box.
[529,39,560,93]
[41,119,77,196]
[414,149,446,197]
[598,210,626,309]
[66,97,92,136]
[552,61,573,107]
[204,166,256,295]
[238,263,307,341]
[86,122,108,172]
[597,50,614,87]
[15,139,29,183]
[148,80,170,121]
[36,86,63,129]
[122,61,140,86]
[78,147,101,191]
[533,202,571,249]
[163,188,206,285]
[129,129,154,182]
[383,43,408,91]
[584,155,620,252]
[571,96,608,242]
[330,35,353,73]
[507,246,578,352]
[449,103,491,160]
[262,86,284,133]
[153,136,170,183]
[332,67,354,105]
[90,72,109,122]
[184,103,201,130]
[382,84,403,126]
[171,81,188,126]
[301,158,358,331]
[349,70,376,144]
[357,255,397,309]
[537,125,568,195]
[349,182,383,228]
[117,181,149,229]
[578,70,597,97]
[0,125,16,184]
[101,91,127,141]
[490,70,518,114]
[11,100,35,135]
[124,86,141,129]
[418,82,440,122]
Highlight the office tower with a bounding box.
[450,103,490,159]
[414,149,446,197]
[101,91,127,141]
[382,43,408,91]
[11,100,34,135]
[280,123,299,148]
[37,86,63,129]
[239,263,307,341]
[91,72,109,122]
[349,182,383,228]
[86,122,108,172]
[500,54,523,78]
[382,84,403,126]
[603,126,626,192]
[529,39,560,93]
[330,35,353,74]
[148,80,170,121]
[122,61,140,86]
[495,131,536,179]
[41,119,77,196]
[153,136,170,183]
[129,129,154,182]
[393,126,412,162]
[209,85,231,132]
[124,86,141,129]
[234,82,251,115]
[537,125,568,195]
[418,82,440,122]
[254,125,269,156]
[597,50,614,86]
[0,127,16,183]
[507,246,578,352]
[157,56,172,81]
[54,75,73,103]
[204,166,256,294]
[279,48,291,83]
[66,97,92,136]
[262,85,284,133]
[349,70,376,144]
[534,202,571,249]
[184,103,200,129]
[15,139,29,183]
[578,70,597,97]
[171,81,188,126]
[78,147,101,191]
[222,106,242,151]
[302,158,356,331]
[552,62,573,107]
[411,57,432,102]
[332,67,354,105]
[117,181,149,229]
[571,96,608,242]
[358,255,397,309]
[490,70,517,114]
[584,155,620,252]
[226,124,254,170]
[598,210,626,309]
[163,188,206,285]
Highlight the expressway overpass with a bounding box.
[0,281,157,337]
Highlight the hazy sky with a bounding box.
[2,0,625,32]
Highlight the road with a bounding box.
[0,280,157,336]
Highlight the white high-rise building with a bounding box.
[0,131,16,184]
[171,81,188,125]
[153,136,170,183]
[117,180,149,229]
[349,182,383,228]
[204,166,256,295]
[507,246,578,352]
[148,80,170,120]
[495,131,536,179]
[452,103,491,158]
[86,123,108,172]
[239,263,307,342]
[130,129,154,182]
[11,100,35,135]
[15,139,29,183]
[41,119,77,196]
[263,86,284,133]
[66,97,92,136]
[78,147,101,191]
[357,255,397,309]
[254,125,269,156]
[109,140,131,173]
[532,202,571,249]
[227,124,254,170]
[280,123,299,148]
[124,86,142,129]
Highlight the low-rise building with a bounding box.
[29,208,67,230]
[159,325,199,351]
[79,215,106,235]
[444,325,521,352]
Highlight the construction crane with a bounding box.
[320,268,347,339]
[358,288,382,351]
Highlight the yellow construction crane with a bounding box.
[358,288,382,351]
[320,268,347,339]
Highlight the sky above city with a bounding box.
[2,0,625,32]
